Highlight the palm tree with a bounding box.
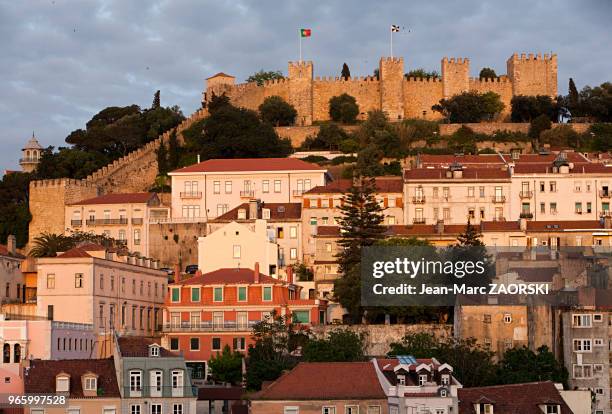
[29,233,75,257]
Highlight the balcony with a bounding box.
[134,239,141,245]
[19,157,40,163]
[519,191,533,199]
[85,218,128,225]
[162,320,259,333]
[240,190,255,198]
[180,191,202,199]
[413,218,426,224]
[70,219,82,227]
[131,218,143,225]
[519,212,533,219]
[491,196,506,203]
[600,190,611,198]
[412,196,426,204]
[124,385,196,399]
[601,211,612,218]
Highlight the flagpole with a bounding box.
[299,30,302,62]
[390,29,393,58]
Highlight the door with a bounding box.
[237,312,248,330]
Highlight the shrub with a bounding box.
[259,96,297,126]
[329,94,359,124]
[528,114,552,139]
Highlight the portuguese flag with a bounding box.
[300,28,311,37]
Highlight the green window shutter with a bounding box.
[238,286,247,301]
[171,288,180,302]
[214,287,223,302]
[191,288,200,302]
[292,310,309,324]
[263,286,272,301]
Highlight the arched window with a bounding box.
[13,344,21,363]
[26,150,30,158]
[3,343,10,363]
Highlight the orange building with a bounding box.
[162,265,326,383]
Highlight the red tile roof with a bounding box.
[25,358,120,398]
[0,244,25,259]
[511,267,558,283]
[513,163,612,174]
[176,268,283,286]
[316,225,467,238]
[376,358,438,372]
[458,381,573,414]
[252,362,386,400]
[306,177,403,194]
[118,336,178,358]
[198,386,245,401]
[170,158,325,174]
[70,192,156,205]
[207,72,236,79]
[405,167,510,180]
[481,221,521,232]
[213,202,301,221]
[527,220,604,231]
[316,226,341,237]
[57,247,93,258]
[418,154,506,167]
[503,152,588,164]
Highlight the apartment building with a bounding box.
[251,361,388,414]
[374,356,461,414]
[404,163,512,225]
[302,177,404,265]
[208,200,302,275]
[168,158,327,221]
[65,192,169,257]
[0,235,25,304]
[162,266,326,383]
[36,243,167,336]
[562,310,611,414]
[114,336,197,414]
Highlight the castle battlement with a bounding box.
[443,57,470,64]
[30,178,96,188]
[262,78,290,86]
[469,77,511,83]
[380,57,403,63]
[405,77,442,83]
[511,52,557,62]
[288,60,313,67]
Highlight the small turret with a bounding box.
[20,132,43,173]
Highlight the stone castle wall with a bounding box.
[206,52,558,125]
[148,222,208,267]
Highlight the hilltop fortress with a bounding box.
[204,53,557,124]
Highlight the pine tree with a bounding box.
[341,63,351,80]
[167,130,180,170]
[568,78,579,110]
[152,90,161,109]
[457,217,484,246]
[156,140,169,175]
[334,177,386,322]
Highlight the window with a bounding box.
[213,181,220,194]
[323,408,336,414]
[573,364,592,378]
[274,180,282,193]
[47,274,55,289]
[130,405,141,414]
[550,202,557,214]
[261,180,270,193]
[479,186,485,198]
[483,314,491,323]
[593,314,603,322]
[573,339,592,352]
[233,245,241,258]
[191,287,200,302]
[503,314,512,324]
[216,204,228,216]
[129,371,142,394]
[442,187,449,198]
[238,286,247,301]
[310,217,318,225]
[594,364,604,375]
[367,408,380,414]
[284,408,299,414]
[587,202,592,213]
[182,205,200,218]
[418,374,427,386]
[151,404,162,414]
[263,286,272,301]
[575,202,582,214]
[540,181,545,192]
[573,314,592,327]
[290,226,298,238]
[118,229,126,241]
[540,202,545,214]
[75,273,83,288]
[171,287,180,302]
[170,338,179,351]
[99,274,104,290]
[212,337,221,351]
[443,208,450,220]
[397,374,406,385]
[345,406,359,414]
[173,404,183,414]
[214,287,223,302]
[84,376,97,390]
[292,310,309,323]
[190,337,199,351]
[277,227,285,239]
[441,374,450,385]
[233,337,246,351]
[134,229,140,244]
[549,181,556,192]
[290,248,297,260]
[468,186,475,197]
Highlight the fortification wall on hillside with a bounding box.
[403,77,444,120]
[148,221,208,267]
[439,122,591,136]
[312,76,380,122]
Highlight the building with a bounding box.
[196,386,245,414]
[0,236,25,304]
[198,220,279,277]
[208,200,302,276]
[162,266,326,382]
[204,53,557,125]
[167,158,327,221]
[114,336,197,414]
[250,361,388,414]
[0,317,96,394]
[374,356,461,414]
[24,358,121,414]
[65,192,169,257]
[19,133,43,173]
[457,381,574,414]
[35,243,167,337]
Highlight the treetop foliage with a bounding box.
[246,70,284,86]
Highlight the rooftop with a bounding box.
[305,177,403,194]
[418,154,506,167]
[176,268,283,286]
[252,361,386,400]
[213,202,301,222]
[117,336,178,358]
[206,72,236,80]
[404,167,511,180]
[70,192,158,205]
[169,158,326,174]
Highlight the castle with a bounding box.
[203,53,557,124]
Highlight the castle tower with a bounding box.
[441,57,470,99]
[20,132,43,173]
[288,61,313,126]
[379,57,405,121]
[203,72,236,107]
[507,53,557,97]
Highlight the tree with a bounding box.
[405,68,439,79]
[528,114,552,139]
[209,345,243,385]
[303,329,366,362]
[0,172,32,248]
[479,67,497,79]
[373,68,380,80]
[510,95,557,122]
[300,123,352,151]
[259,96,297,126]
[341,63,351,80]
[497,346,568,387]
[334,177,386,322]
[291,263,314,282]
[167,130,180,170]
[589,123,612,151]
[354,111,401,157]
[29,233,75,257]
[246,70,284,86]
[329,94,360,124]
[578,82,612,122]
[432,92,504,123]
[457,218,484,247]
[540,125,580,148]
[207,93,231,114]
[568,78,579,111]
[156,140,169,176]
[152,90,161,109]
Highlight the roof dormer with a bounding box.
[149,343,161,357]
[474,398,495,414]
[55,372,70,393]
[81,371,98,397]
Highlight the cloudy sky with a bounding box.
[1,0,611,171]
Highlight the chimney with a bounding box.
[286,266,295,284]
[174,264,181,281]
[7,235,16,255]
[254,262,260,283]
[249,199,260,219]
[435,220,444,235]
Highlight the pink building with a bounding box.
[168,158,327,221]
[0,236,25,304]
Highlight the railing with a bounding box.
[519,191,533,199]
[131,218,144,225]
[240,190,255,198]
[519,212,533,219]
[19,157,39,163]
[600,211,612,218]
[491,196,506,203]
[412,196,426,204]
[163,320,258,332]
[52,321,94,330]
[180,192,202,199]
[71,220,82,226]
[600,190,611,198]
[85,218,128,225]
[134,239,141,245]
[413,218,426,224]
[124,385,197,399]
[149,217,204,224]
